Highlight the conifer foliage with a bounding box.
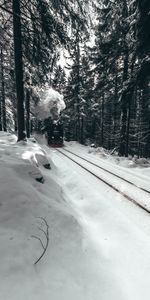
[64,0,150,157]
[0,0,88,140]
[0,0,150,157]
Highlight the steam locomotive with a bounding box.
[43,118,64,147]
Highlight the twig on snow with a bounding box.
[32,217,49,265]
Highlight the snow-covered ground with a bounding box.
[1,133,150,300]
[66,141,150,173]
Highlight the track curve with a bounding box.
[56,148,150,214]
[63,148,150,195]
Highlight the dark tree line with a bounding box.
[0,0,150,157]
[64,0,150,157]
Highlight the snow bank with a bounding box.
[87,145,150,169]
[1,133,150,300]
[0,132,90,300]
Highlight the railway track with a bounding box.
[61,148,150,194]
[56,147,150,214]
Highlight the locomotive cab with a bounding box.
[44,118,64,147]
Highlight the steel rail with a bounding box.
[56,148,150,214]
[62,148,150,195]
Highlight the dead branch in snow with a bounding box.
[32,217,49,265]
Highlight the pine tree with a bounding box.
[12,0,26,141]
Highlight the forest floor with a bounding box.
[0,132,150,300]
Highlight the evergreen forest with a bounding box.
[0,0,150,157]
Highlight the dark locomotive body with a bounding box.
[44,118,64,147]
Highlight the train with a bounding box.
[43,118,64,147]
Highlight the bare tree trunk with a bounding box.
[118,0,130,156]
[101,93,104,147]
[80,116,84,144]
[126,95,131,155]
[0,100,2,131]
[113,74,118,147]
[119,49,129,156]
[12,0,25,141]
[1,49,7,131]
[0,51,2,131]
[74,25,81,142]
[26,89,30,138]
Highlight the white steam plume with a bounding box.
[35,88,66,120]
